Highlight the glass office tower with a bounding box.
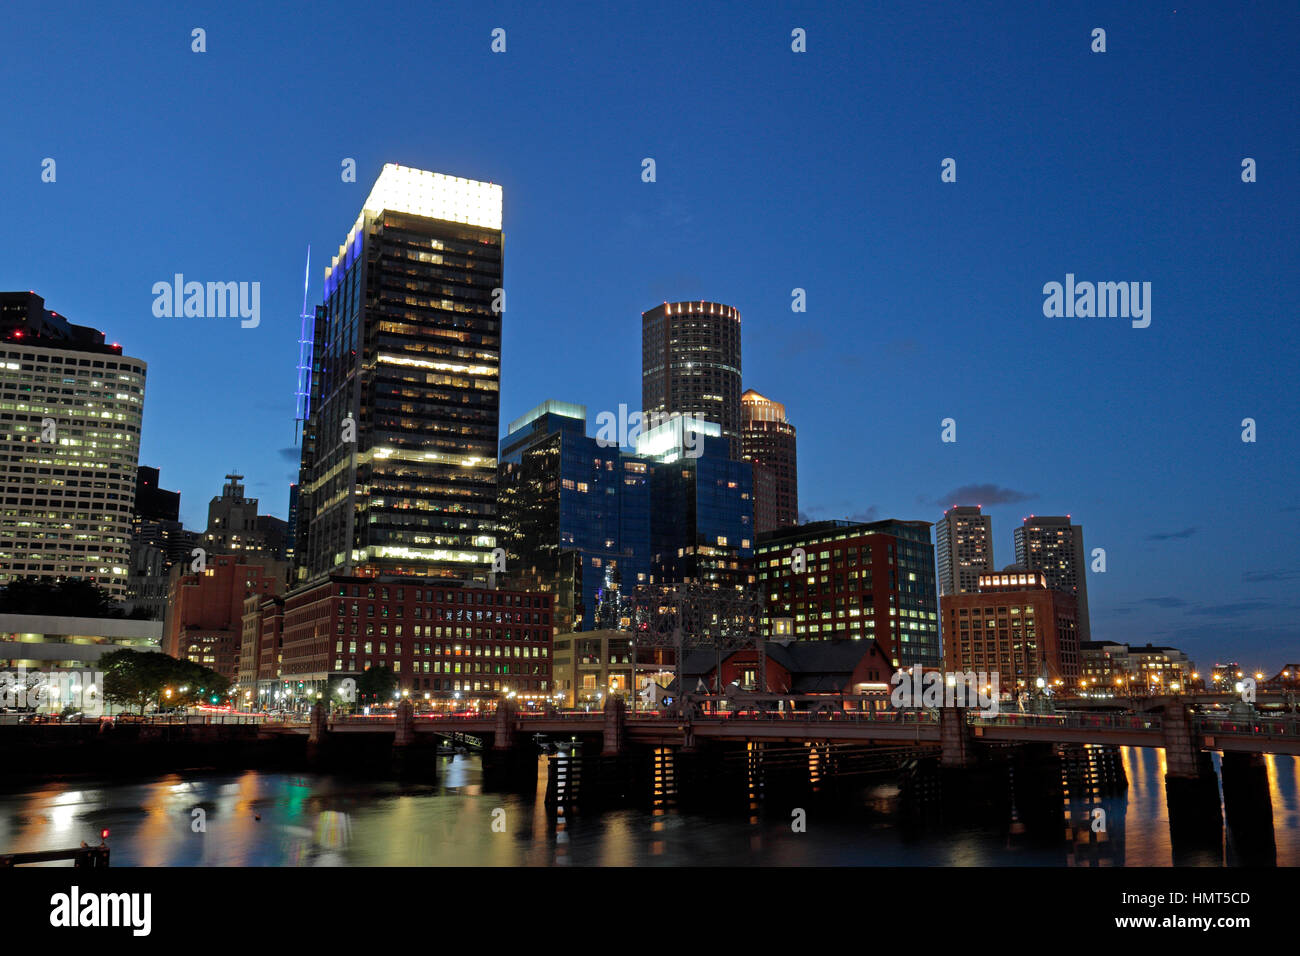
[497,401,650,633]
[295,165,504,582]
[637,418,755,591]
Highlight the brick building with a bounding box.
[255,575,553,711]
[940,570,1081,694]
[163,553,287,682]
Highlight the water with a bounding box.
[3,748,1298,866]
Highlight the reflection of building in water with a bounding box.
[1060,744,1128,866]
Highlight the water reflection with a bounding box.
[0,748,1295,867]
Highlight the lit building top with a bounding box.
[977,571,1049,591]
[329,164,503,279]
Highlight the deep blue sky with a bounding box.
[4,1,1297,668]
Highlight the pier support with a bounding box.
[493,699,516,750]
[602,695,625,756]
[1161,701,1222,864]
[1221,751,1276,865]
[306,699,328,767]
[939,706,974,768]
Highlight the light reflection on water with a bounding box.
[2,748,1296,867]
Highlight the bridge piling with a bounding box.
[1221,751,1276,865]
[1161,701,1223,864]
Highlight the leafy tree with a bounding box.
[0,577,128,617]
[100,650,231,714]
[356,665,398,707]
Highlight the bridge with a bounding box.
[271,696,1300,773]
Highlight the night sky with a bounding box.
[4,1,1297,668]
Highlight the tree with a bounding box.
[0,577,128,618]
[356,665,398,707]
[99,650,231,714]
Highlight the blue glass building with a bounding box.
[498,402,650,633]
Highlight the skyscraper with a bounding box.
[740,389,798,532]
[638,418,754,592]
[294,164,504,583]
[756,518,940,667]
[1014,515,1091,643]
[936,505,994,596]
[497,400,651,634]
[642,301,742,458]
[0,292,146,599]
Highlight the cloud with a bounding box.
[1243,569,1300,584]
[1186,601,1276,618]
[800,503,878,524]
[278,446,300,462]
[1146,527,1197,541]
[1139,597,1189,608]
[932,484,1036,507]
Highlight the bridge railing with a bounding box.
[970,711,1163,732]
[1195,716,1300,738]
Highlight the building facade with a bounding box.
[740,389,798,532]
[936,505,994,597]
[639,420,754,592]
[497,401,651,635]
[1080,640,1194,695]
[163,553,288,682]
[264,576,552,711]
[0,292,146,599]
[1013,515,1092,643]
[0,613,162,671]
[755,519,940,668]
[941,570,1081,694]
[642,301,743,458]
[294,164,504,584]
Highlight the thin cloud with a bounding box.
[1147,527,1197,541]
[933,484,1036,507]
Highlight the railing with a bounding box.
[0,713,269,726]
[1195,716,1300,737]
[972,712,1163,732]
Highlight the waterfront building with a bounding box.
[263,575,552,711]
[1080,640,1194,695]
[0,291,146,599]
[936,505,994,597]
[163,553,288,682]
[1014,515,1092,643]
[294,164,504,584]
[755,518,940,668]
[0,613,162,671]
[642,301,743,458]
[740,389,798,532]
[941,570,1081,693]
[497,401,651,635]
[637,418,754,592]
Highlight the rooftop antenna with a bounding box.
[294,246,313,443]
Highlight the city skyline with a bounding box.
[4,0,1297,672]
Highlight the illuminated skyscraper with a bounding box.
[740,389,798,532]
[642,301,742,458]
[294,165,504,582]
[1014,515,1091,643]
[0,292,145,599]
[936,504,994,596]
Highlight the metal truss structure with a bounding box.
[627,584,767,702]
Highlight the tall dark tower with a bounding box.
[295,164,504,582]
[1014,515,1092,643]
[641,301,742,458]
[740,389,798,532]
